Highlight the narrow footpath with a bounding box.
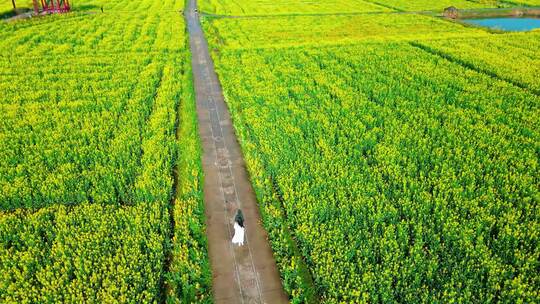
[184,1,289,303]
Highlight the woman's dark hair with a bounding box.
[235,209,244,228]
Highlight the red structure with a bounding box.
[33,0,70,14]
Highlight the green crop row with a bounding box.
[209,42,539,302]
[202,13,490,50]
[0,12,184,210]
[198,0,521,15]
[164,56,212,304]
[77,0,184,11]
[417,31,540,93]
[364,0,504,11]
[199,0,392,16]
[1,202,169,302]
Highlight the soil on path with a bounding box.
[184,1,289,303]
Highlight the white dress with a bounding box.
[232,222,245,246]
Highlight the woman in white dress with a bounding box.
[232,209,245,246]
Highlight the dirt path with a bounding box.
[185,1,289,303]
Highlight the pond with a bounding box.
[463,17,540,31]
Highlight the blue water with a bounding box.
[464,17,540,31]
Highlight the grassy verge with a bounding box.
[164,33,213,303]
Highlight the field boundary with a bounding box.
[410,41,540,97]
[160,64,176,301]
[199,4,540,19]
[268,174,321,303]
[201,10,430,19]
[363,0,404,12]
[235,121,322,302]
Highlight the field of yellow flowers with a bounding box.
[204,8,539,303]
[0,0,211,302]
